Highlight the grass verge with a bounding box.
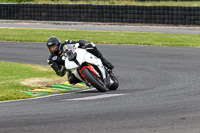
[0,27,200,46]
[0,61,67,101]
[34,1,200,7]
[2,0,200,6]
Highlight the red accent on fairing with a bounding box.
[80,65,98,82]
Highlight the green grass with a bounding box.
[1,28,200,47]
[1,0,200,6]
[0,61,62,101]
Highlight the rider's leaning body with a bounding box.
[46,36,114,84]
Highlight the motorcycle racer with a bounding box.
[46,36,114,84]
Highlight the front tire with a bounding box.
[82,68,107,92]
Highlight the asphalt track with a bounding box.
[1,20,200,34]
[1,22,200,133]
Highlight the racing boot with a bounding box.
[67,71,81,85]
[100,56,114,70]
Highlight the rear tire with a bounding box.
[108,75,119,90]
[82,68,107,92]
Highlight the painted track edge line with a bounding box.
[0,88,96,104]
[66,93,128,101]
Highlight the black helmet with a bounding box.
[46,36,61,54]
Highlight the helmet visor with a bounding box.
[48,45,58,53]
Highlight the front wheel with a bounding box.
[81,68,107,92]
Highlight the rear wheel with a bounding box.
[82,68,107,92]
[108,75,119,90]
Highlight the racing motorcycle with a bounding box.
[62,44,119,92]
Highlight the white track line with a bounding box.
[0,88,96,104]
[67,93,127,101]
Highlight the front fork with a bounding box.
[80,64,111,87]
[80,64,100,82]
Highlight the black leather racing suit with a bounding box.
[47,40,114,84]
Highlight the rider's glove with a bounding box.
[63,45,68,52]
